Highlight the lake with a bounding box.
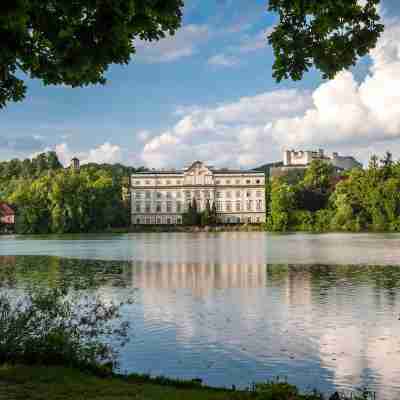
[1,232,400,399]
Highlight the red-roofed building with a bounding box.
[0,203,15,226]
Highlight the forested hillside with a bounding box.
[267,153,400,232]
[0,153,144,234]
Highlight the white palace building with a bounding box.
[130,161,266,225]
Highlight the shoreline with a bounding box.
[2,225,400,235]
[0,365,368,400]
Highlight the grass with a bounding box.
[0,365,325,400]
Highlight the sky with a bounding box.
[1,0,400,169]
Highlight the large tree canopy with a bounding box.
[0,0,383,108]
[268,0,384,81]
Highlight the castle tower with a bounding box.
[71,157,80,170]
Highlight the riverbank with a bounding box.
[108,224,266,234]
[0,365,366,400]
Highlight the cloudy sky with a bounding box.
[1,0,400,168]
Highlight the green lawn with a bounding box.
[0,365,325,400]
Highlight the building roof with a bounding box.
[134,168,264,175]
[0,203,15,216]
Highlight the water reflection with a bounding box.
[1,251,400,398]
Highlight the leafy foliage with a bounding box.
[267,155,400,232]
[0,287,131,371]
[0,0,183,108]
[0,152,140,233]
[268,0,384,81]
[182,198,217,226]
[0,0,385,107]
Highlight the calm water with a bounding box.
[1,232,400,399]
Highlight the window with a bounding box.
[236,201,241,211]
[135,192,143,199]
[216,180,221,184]
[135,180,141,185]
[156,180,162,185]
[203,190,211,199]
[156,217,161,224]
[166,192,172,199]
[135,203,141,213]
[247,200,253,211]
[167,202,172,213]
[256,217,261,223]
[194,190,201,199]
[226,201,232,212]
[145,192,151,199]
[256,179,261,184]
[156,202,162,212]
[235,179,241,184]
[246,191,251,198]
[256,191,262,198]
[176,191,182,198]
[236,191,241,198]
[176,202,182,213]
[146,217,151,224]
[216,191,223,198]
[226,180,231,185]
[226,191,232,198]
[176,180,181,185]
[136,218,141,224]
[145,180,151,185]
[145,202,151,213]
[185,190,191,199]
[256,200,262,210]
[167,218,172,225]
[166,180,171,185]
[246,179,251,184]
[177,217,182,224]
[216,201,223,211]
[156,192,162,199]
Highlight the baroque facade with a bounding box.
[131,161,266,225]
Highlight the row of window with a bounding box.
[133,190,264,199]
[134,200,264,213]
[132,177,264,186]
[134,215,263,225]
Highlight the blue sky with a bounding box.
[1,0,400,168]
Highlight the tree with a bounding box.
[200,199,211,226]
[267,179,296,231]
[268,0,383,81]
[0,0,383,108]
[0,0,183,108]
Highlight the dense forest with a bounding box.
[0,152,145,234]
[267,152,400,232]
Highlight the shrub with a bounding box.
[0,287,131,372]
[291,210,314,231]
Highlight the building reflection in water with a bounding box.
[116,251,400,398]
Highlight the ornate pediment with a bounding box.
[184,161,213,177]
[184,161,213,185]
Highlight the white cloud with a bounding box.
[270,20,400,150]
[33,142,123,167]
[139,19,400,169]
[140,90,312,168]
[208,54,240,67]
[134,25,210,63]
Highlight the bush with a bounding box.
[0,287,131,372]
[291,210,314,231]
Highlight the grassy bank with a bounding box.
[1,365,367,400]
